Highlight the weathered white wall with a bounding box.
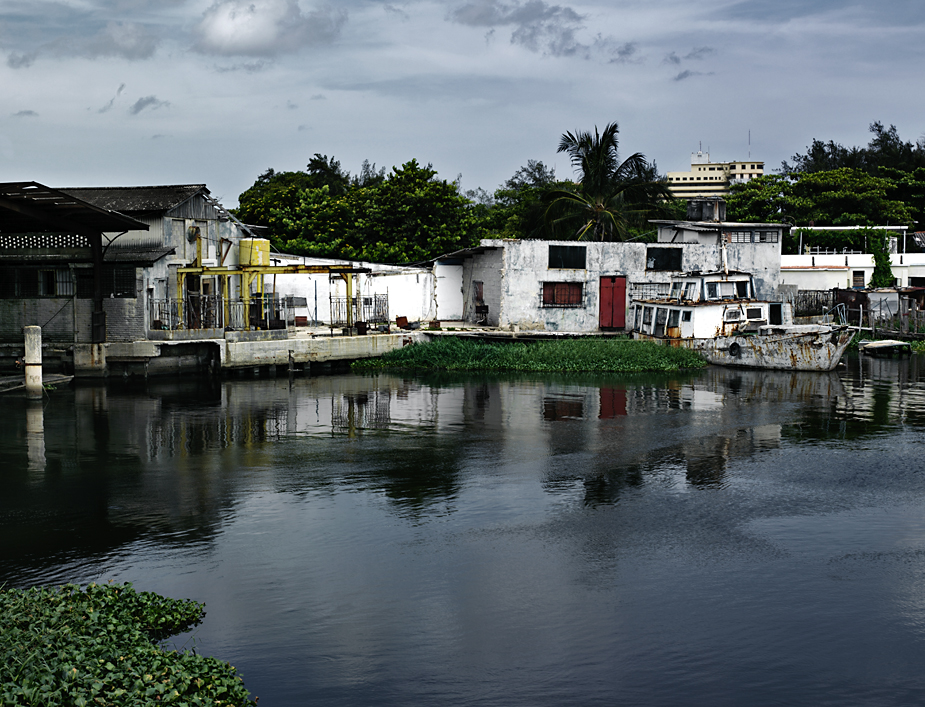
[462,239,780,332]
[269,254,438,324]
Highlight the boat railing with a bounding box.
[822,302,849,326]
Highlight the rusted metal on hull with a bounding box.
[637,328,854,371]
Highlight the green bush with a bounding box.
[0,583,256,706]
[353,337,706,373]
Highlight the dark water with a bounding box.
[4,355,925,705]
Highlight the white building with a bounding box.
[667,151,764,199]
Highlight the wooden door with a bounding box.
[599,276,626,329]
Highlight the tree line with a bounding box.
[233,123,677,264]
[726,122,925,255]
[234,120,925,265]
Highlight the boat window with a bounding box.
[684,283,696,300]
[642,307,653,325]
[634,306,643,331]
[746,307,762,319]
[706,283,718,299]
[668,310,680,327]
[670,282,683,299]
[720,282,737,298]
[655,308,668,336]
[769,303,783,325]
[682,311,692,322]
[736,281,749,298]
[724,309,742,321]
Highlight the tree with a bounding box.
[782,122,925,175]
[545,122,674,241]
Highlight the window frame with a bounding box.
[541,281,584,308]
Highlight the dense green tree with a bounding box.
[354,160,481,263]
[237,158,482,263]
[545,122,674,241]
[484,159,564,239]
[782,122,925,175]
[728,168,911,227]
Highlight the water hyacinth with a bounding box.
[0,583,257,706]
[353,336,707,373]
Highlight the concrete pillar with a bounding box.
[24,325,42,399]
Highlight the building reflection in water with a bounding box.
[6,354,925,585]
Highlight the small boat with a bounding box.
[629,270,854,371]
[858,339,912,357]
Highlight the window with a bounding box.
[853,271,865,288]
[724,309,742,322]
[706,282,718,299]
[548,245,586,269]
[746,307,762,319]
[655,307,668,335]
[736,281,749,298]
[684,283,697,300]
[642,307,653,325]
[541,282,583,307]
[668,310,680,327]
[646,247,682,271]
[682,311,692,322]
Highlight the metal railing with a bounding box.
[788,289,834,317]
[329,295,389,326]
[149,295,293,331]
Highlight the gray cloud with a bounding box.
[5,21,159,67]
[98,83,127,114]
[664,51,681,65]
[214,60,274,73]
[450,0,635,61]
[384,4,410,20]
[194,0,347,57]
[129,96,170,114]
[451,0,584,56]
[83,22,159,60]
[7,52,37,69]
[310,94,326,100]
[12,110,38,118]
[673,70,714,81]
[685,47,714,60]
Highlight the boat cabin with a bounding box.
[630,270,786,339]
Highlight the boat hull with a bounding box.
[636,327,854,371]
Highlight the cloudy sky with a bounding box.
[1,0,923,207]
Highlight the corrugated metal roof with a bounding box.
[0,246,174,265]
[0,182,148,234]
[60,185,208,214]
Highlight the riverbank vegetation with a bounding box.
[352,337,706,373]
[0,582,256,706]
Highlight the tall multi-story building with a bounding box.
[666,151,764,199]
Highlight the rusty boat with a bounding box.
[630,270,854,371]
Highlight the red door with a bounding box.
[599,276,626,329]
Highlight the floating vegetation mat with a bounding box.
[0,583,257,706]
[353,336,707,373]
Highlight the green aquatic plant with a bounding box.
[352,336,706,373]
[0,582,257,706]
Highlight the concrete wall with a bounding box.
[464,239,780,332]
[0,268,147,345]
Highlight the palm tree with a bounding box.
[546,122,674,241]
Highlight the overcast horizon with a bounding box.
[2,0,923,208]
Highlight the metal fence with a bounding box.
[329,295,389,326]
[788,290,834,317]
[149,295,293,331]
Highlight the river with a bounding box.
[3,355,925,705]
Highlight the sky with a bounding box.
[1,0,924,207]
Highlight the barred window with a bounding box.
[542,282,583,307]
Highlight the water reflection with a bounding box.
[5,357,925,703]
[0,361,894,586]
